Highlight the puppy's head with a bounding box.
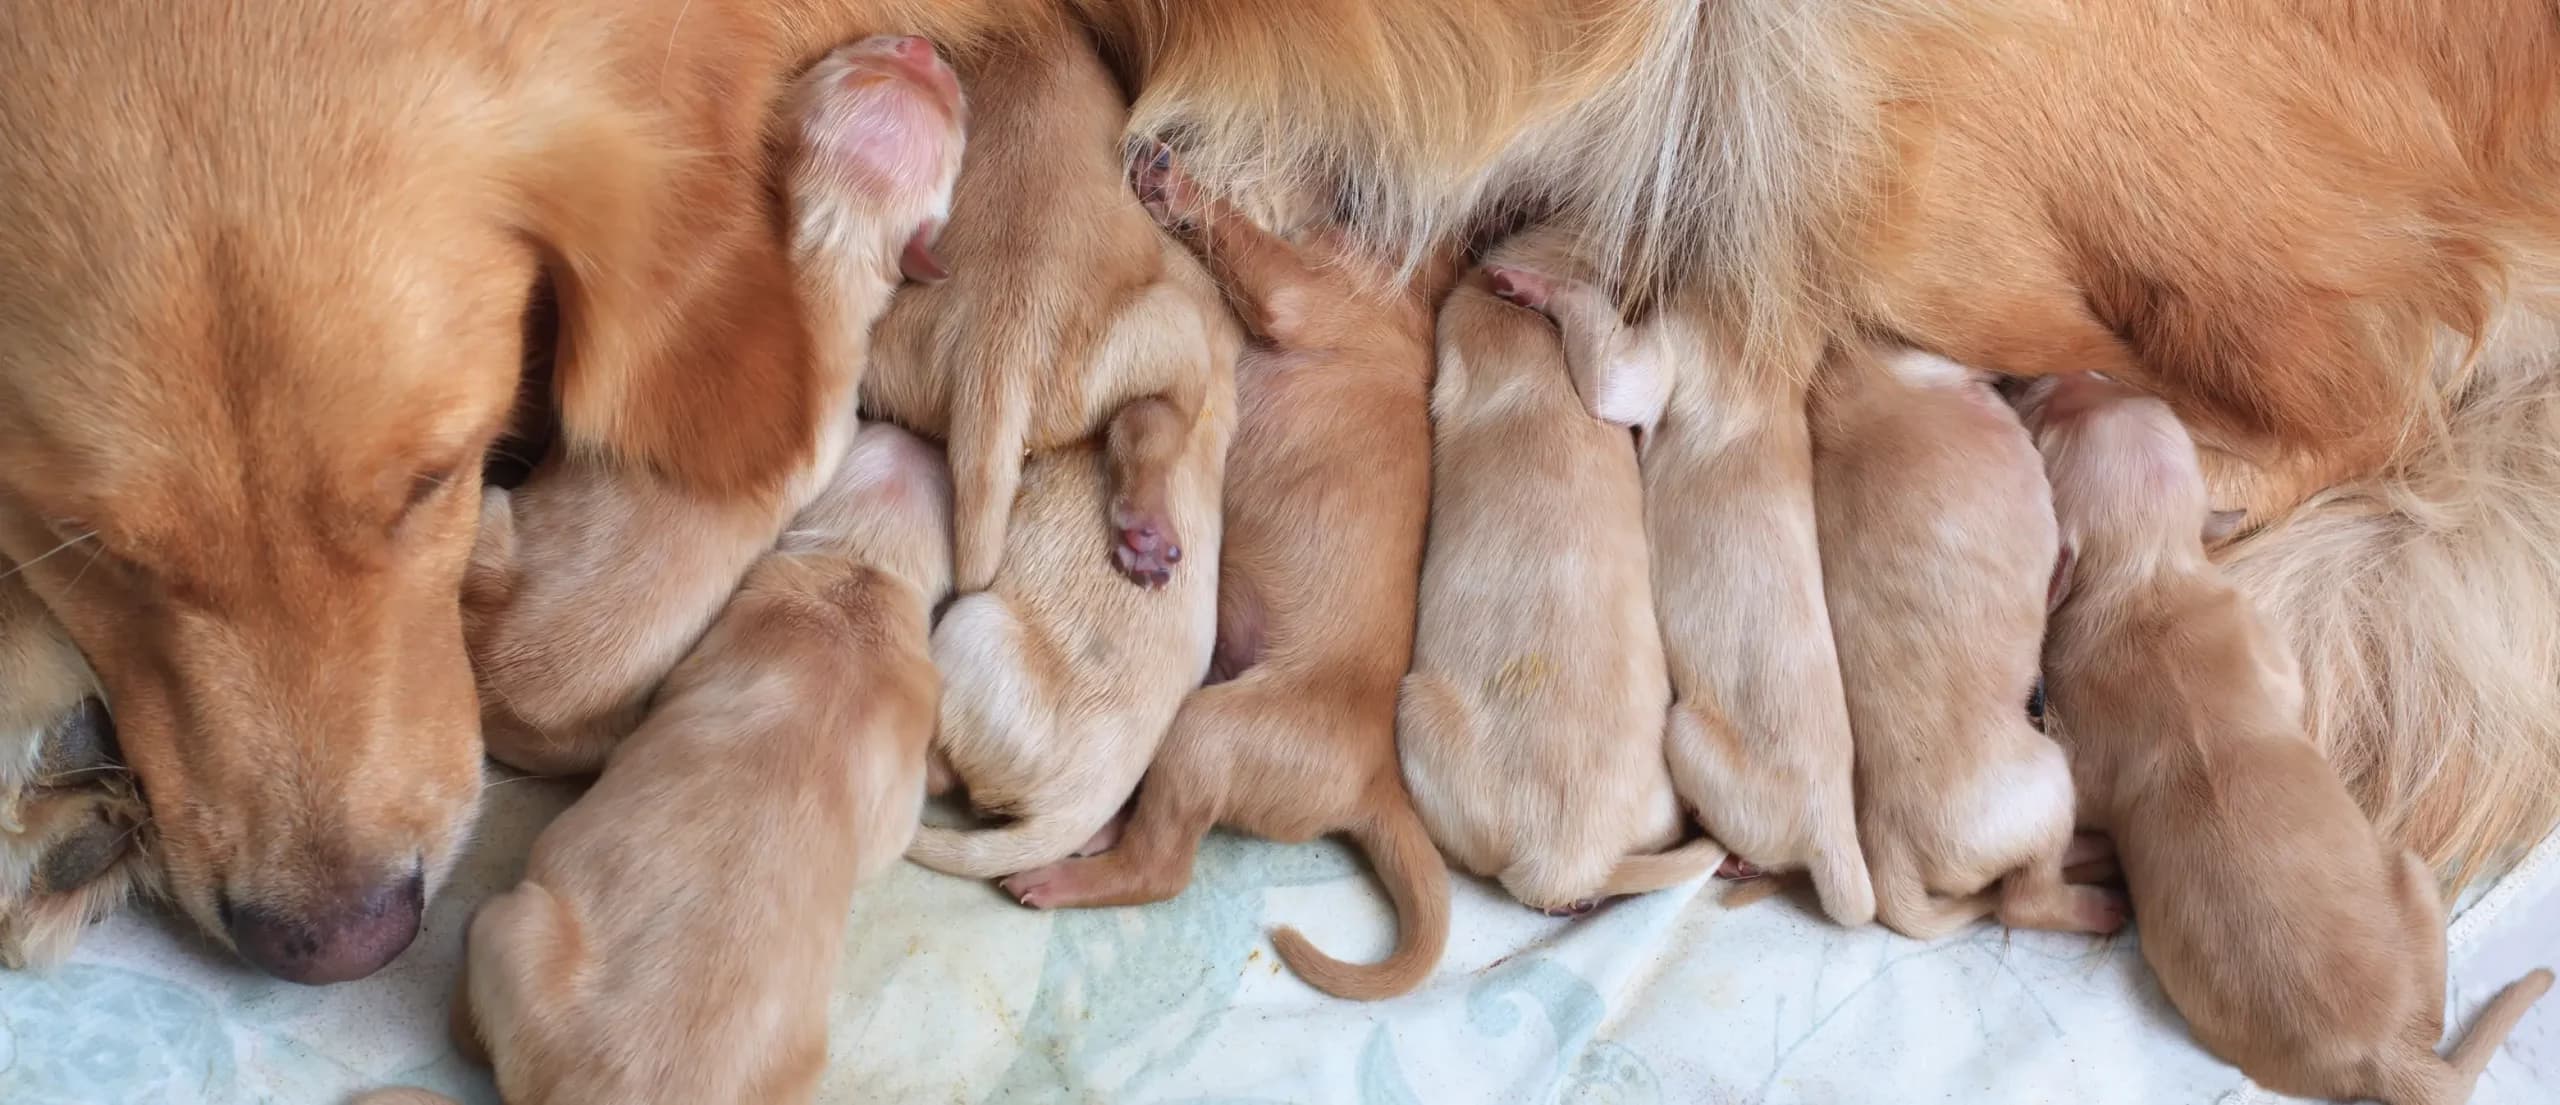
[2018,374,2241,579]
[0,7,750,982]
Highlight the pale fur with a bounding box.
[460,37,968,776]
[436,422,951,1105]
[1400,230,1723,915]
[2028,372,2554,1105]
[1813,347,2118,941]
[858,25,1218,593]
[990,153,1451,1001]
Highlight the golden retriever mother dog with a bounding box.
[5,0,2556,977]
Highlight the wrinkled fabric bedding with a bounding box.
[3,769,2552,1105]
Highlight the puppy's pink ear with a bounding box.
[900,220,950,283]
[2202,508,2247,545]
[2046,543,2076,615]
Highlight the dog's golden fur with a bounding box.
[4,0,2557,971]
[2028,373,2553,1105]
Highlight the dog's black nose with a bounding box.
[223,869,424,985]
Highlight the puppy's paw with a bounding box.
[2072,886,2131,935]
[1109,496,1182,590]
[999,863,1082,910]
[1537,898,1602,919]
[1716,855,1765,880]
[1,779,156,970]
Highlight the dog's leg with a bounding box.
[946,393,1031,594]
[1994,853,2127,935]
[1104,395,1194,588]
[999,756,1218,909]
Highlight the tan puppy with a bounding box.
[461,35,967,776]
[901,140,1241,879]
[2026,372,2554,1105]
[991,150,1451,1002]
[447,422,951,1105]
[0,575,159,968]
[1528,246,1874,925]
[860,23,1218,594]
[1813,347,2119,940]
[1397,230,1726,917]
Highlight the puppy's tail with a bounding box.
[1272,784,1450,1002]
[1593,836,1728,898]
[1808,835,1879,928]
[2371,967,2554,1105]
[907,783,1130,879]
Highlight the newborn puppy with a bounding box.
[1813,347,2118,940]
[460,35,965,775]
[990,150,1451,1002]
[901,142,1240,878]
[0,575,159,967]
[450,423,951,1105]
[1397,229,1725,917]
[860,24,1218,593]
[2028,372,2553,1105]
[1642,323,1873,926]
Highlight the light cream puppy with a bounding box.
[1397,230,1724,916]
[2027,372,2553,1105]
[460,35,966,775]
[443,422,952,1105]
[1813,346,2119,940]
[860,22,1219,593]
[1639,323,1874,925]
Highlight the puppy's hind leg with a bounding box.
[1104,395,1194,589]
[1867,836,1997,942]
[1133,144,1323,345]
[945,391,1031,594]
[998,760,1218,910]
[1993,852,2127,935]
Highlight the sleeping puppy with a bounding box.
[1813,346,2120,940]
[859,22,1219,594]
[1397,229,1726,917]
[2027,372,2554,1105]
[461,35,967,776]
[901,137,1241,880]
[445,422,951,1105]
[990,149,1451,1002]
[1643,310,1873,926]
[0,576,160,968]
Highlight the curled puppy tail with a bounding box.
[907,781,1131,879]
[1272,785,1450,1001]
[1594,836,1728,898]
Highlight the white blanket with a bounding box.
[4,770,2553,1105]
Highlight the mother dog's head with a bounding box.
[0,4,812,982]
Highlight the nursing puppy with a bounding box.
[2027,372,2553,1105]
[902,141,1240,879]
[1625,304,1874,927]
[446,423,951,1105]
[460,35,966,776]
[0,577,159,968]
[991,151,1450,1001]
[1397,230,1726,917]
[859,23,1217,594]
[1813,347,2118,940]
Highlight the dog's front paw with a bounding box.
[1,725,158,969]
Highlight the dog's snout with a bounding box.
[222,867,425,985]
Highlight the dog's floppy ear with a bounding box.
[506,106,820,501]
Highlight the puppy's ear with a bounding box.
[2202,508,2247,545]
[2046,542,2076,615]
[509,106,819,501]
[900,219,950,284]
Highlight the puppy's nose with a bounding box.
[222,869,424,985]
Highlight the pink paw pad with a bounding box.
[1112,515,1182,589]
